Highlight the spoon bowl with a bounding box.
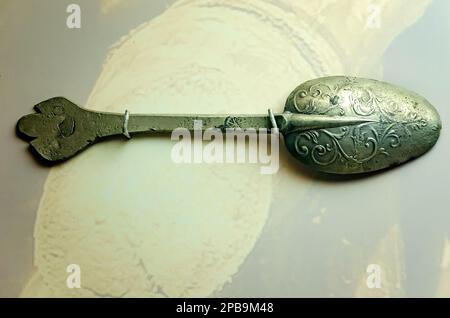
[282,76,441,174]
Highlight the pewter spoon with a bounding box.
[16,76,441,174]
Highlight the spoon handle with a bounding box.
[125,113,271,135]
[120,112,371,136]
[16,97,375,162]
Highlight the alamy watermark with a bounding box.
[170,120,280,174]
[66,4,81,29]
[366,264,382,289]
[366,3,381,29]
[66,263,81,289]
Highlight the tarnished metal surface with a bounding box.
[16,97,124,162]
[283,76,441,174]
[16,76,441,174]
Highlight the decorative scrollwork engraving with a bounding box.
[293,82,346,116]
[289,77,431,169]
[294,123,401,166]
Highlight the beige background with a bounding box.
[1,0,449,297]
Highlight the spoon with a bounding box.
[16,76,441,174]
